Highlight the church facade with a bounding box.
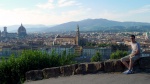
[53,25,80,45]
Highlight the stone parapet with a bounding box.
[25,57,150,82]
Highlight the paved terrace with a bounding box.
[25,73,150,84]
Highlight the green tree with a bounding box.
[110,50,128,59]
[0,50,76,84]
[91,52,102,62]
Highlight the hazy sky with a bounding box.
[0,0,150,26]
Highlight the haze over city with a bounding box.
[0,0,150,28]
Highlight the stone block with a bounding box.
[60,65,73,76]
[104,59,124,72]
[71,64,79,75]
[86,62,104,73]
[75,63,86,74]
[140,57,150,69]
[86,63,96,73]
[42,67,60,79]
[96,62,104,71]
[113,60,124,72]
[26,70,43,81]
[104,60,114,72]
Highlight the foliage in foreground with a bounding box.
[110,50,128,59]
[91,52,102,62]
[0,50,76,84]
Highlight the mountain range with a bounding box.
[1,18,150,33]
[45,18,150,32]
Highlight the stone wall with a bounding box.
[25,57,150,81]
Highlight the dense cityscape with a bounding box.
[0,24,150,62]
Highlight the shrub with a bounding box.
[91,52,102,62]
[110,50,128,59]
[0,50,76,84]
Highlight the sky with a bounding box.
[0,0,150,26]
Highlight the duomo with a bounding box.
[0,24,27,38]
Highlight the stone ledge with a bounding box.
[25,57,150,81]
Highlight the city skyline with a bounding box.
[0,0,150,27]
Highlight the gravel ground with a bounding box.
[24,73,150,84]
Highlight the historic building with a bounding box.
[1,26,8,38]
[53,25,80,46]
[0,26,17,38]
[18,24,27,38]
[145,32,150,40]
[0,24,27,38]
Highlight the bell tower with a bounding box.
[76,25,80,45]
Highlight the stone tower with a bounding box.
[76,25,80,45]
[3,26,7,37]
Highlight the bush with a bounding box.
[110,50,128,59]
[0,50,76,84]
[91,52,102,62]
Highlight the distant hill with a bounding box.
[1,19,150,33]
[45,18,150,32]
